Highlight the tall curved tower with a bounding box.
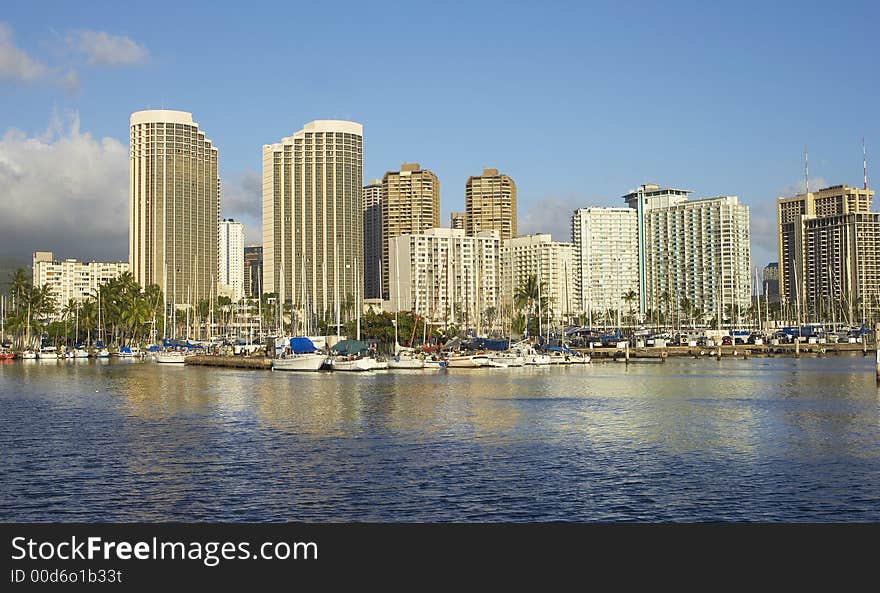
[129,109,219,308]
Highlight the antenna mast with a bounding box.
[864,138,868,190]
[804,145,810,194]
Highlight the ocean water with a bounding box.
[1,356,878,522]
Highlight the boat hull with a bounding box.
[154,352,187,364]
[446,355,490,368]
[331,357,378,371]
[273,353,327,372]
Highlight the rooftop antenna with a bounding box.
[804,145,810,194]
[864,138,868,190]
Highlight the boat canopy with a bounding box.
[466,338,510,351]
[331,339,369,355]
[289,337,318,354]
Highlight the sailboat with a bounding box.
[273,336,327,372]
[388,256,425,370]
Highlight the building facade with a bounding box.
[388,228,500,330]
[32,251,129,314]
[465,168,516,240]
[129,109,219,307]
[262,120,363,321]
[623,184,751,323]
[776,184,875,321]
[799,207,880,324]
[381,163,440,299]
[450,211,465,230]
[500,234,574,325]
[363,179,383,300]
[570,207,639,321]
[762,262,779,303]
[243,246,263,298]
[218,219,245,302]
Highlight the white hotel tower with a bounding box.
[218,218,245,302]
[129,109,219,306]
[262,120,363,319]
[388,228,500,329]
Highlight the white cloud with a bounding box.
[0,22,50,82]
[221,169,262,245]
[68,30,148,66]
[0,111,129,260]
[519,195,600,243]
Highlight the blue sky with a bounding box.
[1,0,878,269]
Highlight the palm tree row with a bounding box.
[1,269,166,349]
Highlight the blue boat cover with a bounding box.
[289,337,318,353]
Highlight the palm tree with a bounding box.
[621,290,638,326]
[514,274,548,336]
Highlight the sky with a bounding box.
[1,0,878,272]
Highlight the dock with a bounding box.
[185,355,272,370]
[576,342,872,360]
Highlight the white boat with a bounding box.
[20,350,37,359]
[423,357,447,369]
[70,348,89,359]
[547,350,572,365]
[489,351,525,367]
[37,346,58,359]
[94,348,110,358]
[114,347,141,358]
[387,350,426,369]
[569,351,590,364]
[272,352,327,372]
[523,351,551,365]
[154,351,188,364]
[484,359,510,368]
[445,353,490,368]
[330,356,378,372]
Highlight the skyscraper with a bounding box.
[218,219,245,302]
[244,245,263,299]
[570,207,639,321]
[388,228,500,329]
[777,184,878,322]
[129,109,219,306]
[450,212,465,230]
[363,179,383,300]
[501,234,574,325]
[624,185,751,323]
[381,163,440,299]
[465,168,517,240]
[262,120,363,320]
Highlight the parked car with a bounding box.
[721,336,733,345]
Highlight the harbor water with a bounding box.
[1,356,879,522]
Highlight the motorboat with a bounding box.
[19,350,37,359]
[0,350,14,360]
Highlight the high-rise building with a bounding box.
[762,262,779,303]
[388,228,500,330]
[570,207,639,320]
[32,251,129,315]
[218,219,245,302]
[381,163,440,299]
[622,183,691,315]
[450,212,465,230]
[363,179,383,300]
[465,168,516,240]
[776,184,875,318]
[129,109,219,307]
[243,246,263,298]
[624,184,751,322]
[262,120,363,320]
[500,234,574,325]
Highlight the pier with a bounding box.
[577,342,872,361]
[185,355,272,370]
